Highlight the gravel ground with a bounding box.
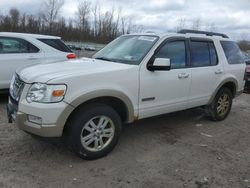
[0,93,249,188]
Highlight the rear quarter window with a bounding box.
[38,39,72,53]
[220,41,245,64]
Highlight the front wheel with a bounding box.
[65,104,122,160]
[206,87,233,121]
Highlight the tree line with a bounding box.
[1,0,249,51]
[0,0,144,43]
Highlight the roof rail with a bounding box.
[178,29,229,38]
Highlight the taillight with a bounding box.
[67,53,76,59]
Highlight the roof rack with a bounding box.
[178,29,229,38]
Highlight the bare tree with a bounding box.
[41,0,65,32]
[239,33,250,51]
[92,3,98,37]
[121,16,130,34]
[130,24,144,33]
[20,13,27,32]
[205,23,217,32]
[76,0,91,35]
[192,18,201,30]
[238,40,250,51]
[113,7,122,37]
[9,8,20,31]
[175,18,186,32]
[0,4,142,43]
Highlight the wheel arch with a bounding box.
[68,89,135,122]
[208,78,238,104]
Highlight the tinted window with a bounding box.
[221,41,245,64]
[38,39,72,52]
[0,37,39,54]
[190,41,210,67]
[155,41,186,69]
[209,43,218,66]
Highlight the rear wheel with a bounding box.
[65,104,122,160]
[206,87,233,121]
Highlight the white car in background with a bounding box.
[0,32,76,92]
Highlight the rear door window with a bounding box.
[38,39,72,52]
[220,41,245,64]
[0,37,39,54]
[190,41,210,67]
[190,40,218,67]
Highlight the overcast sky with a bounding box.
[0,0,250,40]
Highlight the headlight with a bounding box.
[26,83,67,103]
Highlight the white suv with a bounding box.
[0,32,76,92]
[7,30,245,160]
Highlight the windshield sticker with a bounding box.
[138,36,157,42]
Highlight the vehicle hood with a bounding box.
[17,58,137,83]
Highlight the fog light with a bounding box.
[28,115,42,125]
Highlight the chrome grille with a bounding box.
[10,74,24,102]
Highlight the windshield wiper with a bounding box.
[95,57,112,62]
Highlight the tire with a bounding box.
[206,87,233,121]
[64,103,122,160]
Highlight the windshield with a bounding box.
[93,35,158,65]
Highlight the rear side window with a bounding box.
[154,41,186,69]
[190,41,218,67]
[221,41,245,64]
[38,39,72,52]
[0,37,39,54]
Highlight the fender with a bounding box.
[68,89,135,123]
[208,77,238,104]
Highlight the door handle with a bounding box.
[215,69,223,74]
[178,73,190,79]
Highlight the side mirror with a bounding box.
[147,58,171,71]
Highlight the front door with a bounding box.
[139,38,191,119]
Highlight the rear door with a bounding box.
[0,37,44,89]
[188,38,223,107]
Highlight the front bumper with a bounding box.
[15,112,64,137]
[7,96,74,138]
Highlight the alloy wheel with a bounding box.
[80,116,115,152]
[217,93,230,117]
